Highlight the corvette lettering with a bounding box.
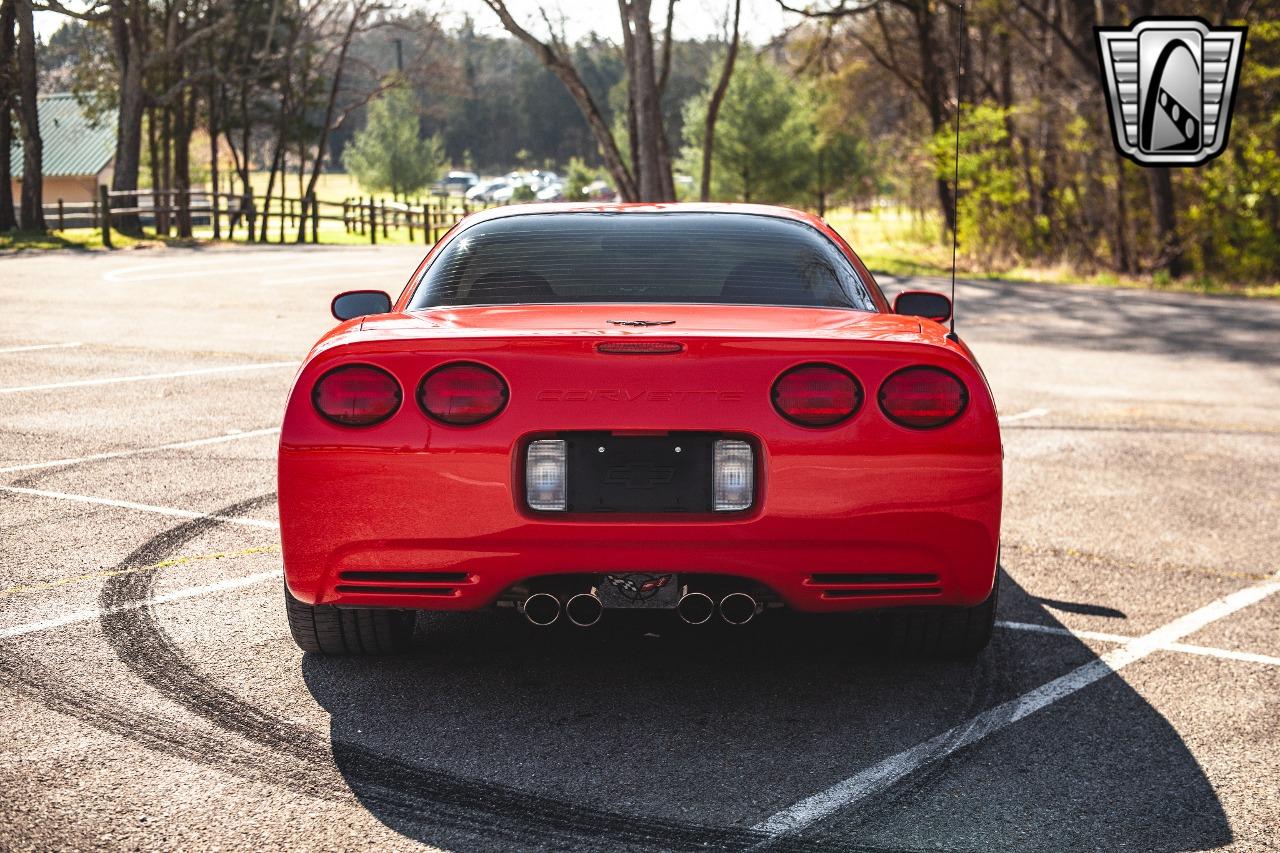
[537,389,744,402]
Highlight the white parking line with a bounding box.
[0,570,282,641]
[752,571,1280,839]
[102,258,404,283]
[0,485,279,529]
[261,270,409,285]
[0,342,83,354]
[0,427,280,474]
[999,407,1050,424]
[997,620,1280,667]
[0,361,296,394]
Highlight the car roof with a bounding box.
[458,201,828,232]
[410,201,886,313]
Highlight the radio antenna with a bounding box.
[947,1,965,343]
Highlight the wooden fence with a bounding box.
[41,186,500,248]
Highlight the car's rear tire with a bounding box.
[284,583,416,655]
[883,571,999,659]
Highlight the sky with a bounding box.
[37,0,797,44]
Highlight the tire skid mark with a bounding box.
[0,495,346,802]
[3,496,910,851]
[0,654,332,796]
[85,499,895,852]
[793,647,1005,841]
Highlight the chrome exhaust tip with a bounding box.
[565,591,604,627]
[522,592,561,626]
[719,592,758,626]
[676,591,716,625]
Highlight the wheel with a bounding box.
[284,582,416,655]
[883,571,999,659]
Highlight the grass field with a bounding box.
[5,181,1277,298]
[824,207,1280,299]
[240,170,365,201]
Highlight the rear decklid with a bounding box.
[352,304,937,346]
[293,303,990,438]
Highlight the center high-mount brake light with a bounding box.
[771,364,862,427]
[595,341,685,354]
[312,364,401,427]
[878,366,968,428]
[419,363,509,425]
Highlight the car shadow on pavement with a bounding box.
[301,570,1230,853]
[887,276,1280,368]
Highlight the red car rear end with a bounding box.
[278,204,1002,656]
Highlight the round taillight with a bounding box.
[878,366,968,428]
[771,364,862,427]
[312,364,401,426]
[419,363,509,425]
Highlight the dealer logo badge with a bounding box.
[1095,17,1246,167]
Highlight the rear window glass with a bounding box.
[408,212,875,311]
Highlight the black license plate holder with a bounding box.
[565,432,714,513]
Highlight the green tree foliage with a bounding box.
[681,55,812,204]
[1176,20,1280,282]
[682,55,869,210]
[803,77,871,216]
[342,84,445,200]
[563,156,598,201]
[929,103,1032,264]
[921,19,1280,284]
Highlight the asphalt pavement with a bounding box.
[1,244,1277,852]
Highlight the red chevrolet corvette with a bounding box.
[278,203,1002,657]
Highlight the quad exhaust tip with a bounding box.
[522,592,561,626]
[676,591,716,625]
[719,592,758,626]
[565,591,604,627]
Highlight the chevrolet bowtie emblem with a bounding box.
[1095,17,1246,167]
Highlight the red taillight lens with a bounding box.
[419,363,509,425]
[771,364,862,427]
[311,364,401,426]
[878,366,968,428]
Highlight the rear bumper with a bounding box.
[280,334,1003,614]
[279,446,1001,613]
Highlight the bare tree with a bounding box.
[701,0,741,201]
[40,0,230,234]
[480,0,678,202]
[13,0,43,231]
[778,0,960,236]
[618,0,669,199]
[296,0,402,242]
[0,0,17,230]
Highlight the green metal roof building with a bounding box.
[9,92,117,205]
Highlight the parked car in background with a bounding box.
[530,170,559,189]
[535,182,564,202]
[489,184,518,203]
[582,179,617,201]
[435,171,479,195]
[466,179,508,202]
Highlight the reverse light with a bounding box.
[419,363,509,425]
[878,366,968,428]
[713,439,754,511]
[311,364,401,426]
[771,364,862,427]
[526,440,567,511]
